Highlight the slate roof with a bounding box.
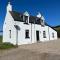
[10,11,42,24]
[10,11,24,22]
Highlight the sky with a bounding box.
[0,0,60,31]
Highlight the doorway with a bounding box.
[36,31,39,42]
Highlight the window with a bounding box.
[41,20,44,27]
[9,30,11,38]
[52,33,54,38]
[36,18,41,24]
[24,16,28,23]
[43,31,46,38]
[25,30,29,38]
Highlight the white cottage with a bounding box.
[3,2,57,45]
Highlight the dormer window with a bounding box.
[37,13,45,26]
[24,16,28,24]
[41,16,45,27]
[36,18,41,24]
[23,11,29,24]
[41,20,44,26]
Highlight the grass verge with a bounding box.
[0,36,2,43]
[0,36,17,49]
[0,42,17,49]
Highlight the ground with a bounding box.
[0,39,60,60]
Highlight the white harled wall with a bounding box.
[3,11,58,45]
[3,11,17,45]
[49,27,57,40]
[10,21,57,45]
[15,22,32,45]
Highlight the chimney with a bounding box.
[7,1,12,12]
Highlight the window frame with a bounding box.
[41,20,45,27]
[52,33,54,38]
[25,30,30,38]
[9,30,11,38]
[36,18,41,24]
[24,16,28,24]
[43,31,46,38]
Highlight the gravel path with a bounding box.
[0,39,60,60]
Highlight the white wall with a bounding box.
[40,26,50,41]
[3,12,57,45]
[15,21,32,45]
[49,27,57,40]
[3,11,17,45]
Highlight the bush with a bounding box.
[0,42,16,49]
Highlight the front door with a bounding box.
[36,31,39,42]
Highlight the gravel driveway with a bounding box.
[0,39,60,60]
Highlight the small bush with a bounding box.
[0,42,16,49]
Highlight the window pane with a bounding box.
[41,20,44,26]
[52,33,54,38]
[25,16,28,23]
[43,31,46,38]
[25,30,29,38]
[9,30,11,38]
[36,18,41,24]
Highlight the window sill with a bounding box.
[24,23,29,25]
[25,37,30,39]
[43,37,46,38]
[41,25,45,27]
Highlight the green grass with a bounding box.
[0,36,17,49]
[0,36,2,43]
[0,42,16,49]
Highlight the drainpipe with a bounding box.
[34,20,35,42]
[48,26,50,40]
[16,29,18,47]
[31,23,32,43]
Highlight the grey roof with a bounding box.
[10,11,41,24]
[10,11,24,22]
